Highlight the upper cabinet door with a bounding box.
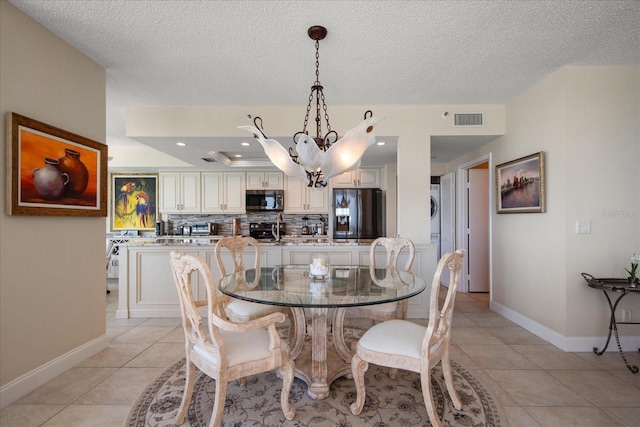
[331,168,380,188]
[306,186,329,213]
[201,172,224,213]
[332,170,357,187]
[246,171,284,190]
[284,176,328,214]
[159,172,201,213]
[180,172,201,213]
[284,176,307,213]
[159,172,181,212]
[201,172,246,213]
[223,172,246,213]
[357,168,381,188]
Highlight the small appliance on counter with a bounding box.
[191,222,217,236]
[155,221,167,236]
[250,222,286,240]
[301,216,310,235]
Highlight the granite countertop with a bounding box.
[117,235,373,246]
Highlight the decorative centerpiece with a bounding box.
[626,253,639,287]
[309,252,330,280]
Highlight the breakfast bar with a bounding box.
[115,239,437,320]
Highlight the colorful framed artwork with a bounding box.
[110,174,158,231]
[496,151,545,214]
[6,112,108,216]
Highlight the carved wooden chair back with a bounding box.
[169,250,296,426]
[215,235,261,277]
[350,237,415,321]
[369,236,415,272]
[424,249,465,365]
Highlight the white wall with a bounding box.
[445,66,640,348]
[0,2,108,405]
[563,66,640,338]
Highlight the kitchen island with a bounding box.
[115,237,438,319]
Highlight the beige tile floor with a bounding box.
[1,289,639,426]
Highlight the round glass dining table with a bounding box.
[218,264,427,399]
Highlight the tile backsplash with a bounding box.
[162,212,328,236]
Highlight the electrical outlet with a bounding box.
[620,308,632,322]
[576,220,591,234]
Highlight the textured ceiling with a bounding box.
[8,0,640,166]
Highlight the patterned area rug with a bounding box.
[124,359,502,427]
[125,330,502,427]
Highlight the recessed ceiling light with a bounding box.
[176,142,186,146]
[376,141,386,146]
[235,154,242,158]
[241,142,250,146]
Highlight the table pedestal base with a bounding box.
[292,345,352,400]
[288,307,354,399]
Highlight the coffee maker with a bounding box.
[301,216,310,235]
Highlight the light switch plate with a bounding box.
[576,220,591,234]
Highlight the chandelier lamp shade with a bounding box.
[238,26,383,188]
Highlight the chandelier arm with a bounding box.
[252,116,268,139]
[323,130,338,151]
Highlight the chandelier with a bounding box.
[239,25,382,188]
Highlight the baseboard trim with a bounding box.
[491,300,640,352]
[0,335,109,409]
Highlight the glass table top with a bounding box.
[218,264,427,308]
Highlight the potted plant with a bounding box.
[625,253,639,286]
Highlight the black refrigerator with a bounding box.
[333,188,383,239]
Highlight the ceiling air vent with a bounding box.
[454,113,483,127]
[201,157,216,163]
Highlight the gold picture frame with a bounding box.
[495,151,545,214]
[6,112,108,216]
[110,173,159,231]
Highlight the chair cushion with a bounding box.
[359,319,426,359]
[193,327,282,367]
[359,302,397,314]
[226,299,280,318]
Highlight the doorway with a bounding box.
[457,154,491,293]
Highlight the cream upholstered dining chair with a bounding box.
[348,236,416,322]
[214,236,293,331]
[350,249,465,427]
[169,250,296,427]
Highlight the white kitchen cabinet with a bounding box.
[331,167,381,188]
[284,176,329,214]
[246,171,284,190]
[201,171,246,213]
[159,172,201,213]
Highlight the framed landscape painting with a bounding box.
[110,174,158,231]
[495,151,545,214]
[5,112,107,216]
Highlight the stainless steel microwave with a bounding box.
[245,190,284,211]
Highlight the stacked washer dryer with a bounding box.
[430,184,441,260]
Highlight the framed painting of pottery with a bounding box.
[110,174,158,231]
[5,112,108,216]
[495,151,545,214]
